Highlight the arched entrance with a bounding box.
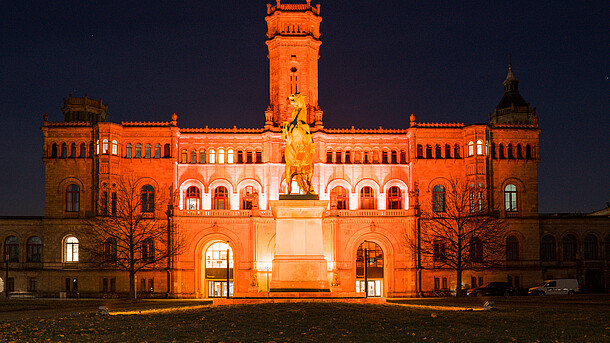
[356,241,384,297]
[203,241,234,298]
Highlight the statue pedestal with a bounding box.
[269,200,330,292]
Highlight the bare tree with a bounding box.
[84,177,184,299]
[408,179,506,296]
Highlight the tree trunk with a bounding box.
[129,270,137,299]
[456,268,463,297]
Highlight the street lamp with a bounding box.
[5,252,9,298]
[364,243,368,299]
[226,241,230,299]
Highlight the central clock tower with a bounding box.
[265,0,323,128]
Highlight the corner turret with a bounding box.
[61,94,108,123]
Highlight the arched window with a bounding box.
[256,150,262,163]
[468,141,474,156]
[332,186,348,210]
[469,237,483,262]
[145,144,151,158]
[562,235,577,261]
[126,143,132,158]
[356,241,384,297]
[516,144,523,159]
[390,151,396,164]
[209,149,216,164]
[506,235,519,260]
[142,238,155,262]
[435,145,442,159]
[432,185,445,212]
[104,238,117,262]
[185,186,201,210]
[498,144,505,159]
[65,236,79,262]
[135,143,142,158]
[426,145,433,159]
[289,67,298,93]
[381,151,387,164]
[525,144,532,159]
[541,234,557,261]
[66,184,80,212]
[154,144,161,158]
[326,150,333,163]
[490,143,496,159]
[416,145,423,159]
[102,139,109,154]
[241,186,255,210]
[605,235,610,261]
[4,236,19,262]
[70,143,77,158]
[181,149,187,163]
[227,149,234,164]
[112,140,118,155]
[141,185,154,212]
[27,236,42,262]
[359,186,376,209]
[476,140,484,155]
[433,240,447,262]
[584,234,598,260]
[507,144,514,159]
[444,144,451,159]
[346,151,353,164]
[504,184,518,212]
[89,142,94,157]
[190,150,197,164]
[454,144,461,158]
[163,144,170,158]
[51,143,58,158]
[218,148,225,164]
[80,143,86,158]
[213,186,229,210]
[387,186,402,209]
[61,143,67,158]
[199,149,206,164]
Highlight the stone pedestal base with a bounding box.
[270,255,330,292]
[269,200,330,293]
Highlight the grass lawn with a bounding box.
[0,295,608,342]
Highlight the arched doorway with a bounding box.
[356,241,384,297]
[203,241,234,298]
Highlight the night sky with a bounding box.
[1,1,608,216]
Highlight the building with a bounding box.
[1,1,608,298]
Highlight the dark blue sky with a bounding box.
[1,1,608,216]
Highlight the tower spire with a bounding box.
[489,63,537,125]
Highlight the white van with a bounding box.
[528,279,579,295]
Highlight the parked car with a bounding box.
[467,282,515,296]
[528,279,579,295]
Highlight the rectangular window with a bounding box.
[326,151,333,163]
[382,151,388,164]
[103,278,109,292]
[141,278,146,292]
[110,278,116,292]
[72,278,78,292]
[148,279,154,292]
[246,152,253,164]
[434,277,440,290]
[256,151,262,163]
[442,277,448,290]
[237,151,243,163]
[7,277,14,292]
[29,278,37,292]
[336,152,342,164]
[111,192,117,216]
[345,151,351,164]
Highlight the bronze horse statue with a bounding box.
[282,93,315,195]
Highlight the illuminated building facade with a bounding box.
[1,1,608,298]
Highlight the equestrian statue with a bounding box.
[282,93,315,195]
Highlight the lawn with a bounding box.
[0,295,608,342]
